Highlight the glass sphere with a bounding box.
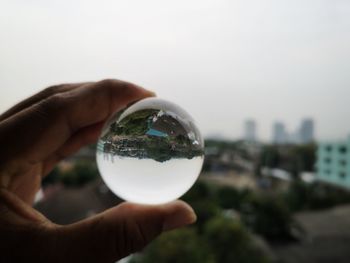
[96,98,204,204]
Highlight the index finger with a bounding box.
[0,82,91,122]
[0,79,155,166]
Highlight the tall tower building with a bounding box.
[299,118,314,144]
[244,119,257,142]
[273,122,287,144]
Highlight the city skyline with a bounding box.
[1,0,350,141]
[242,118,315,144]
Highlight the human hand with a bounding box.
[0,79,196,263]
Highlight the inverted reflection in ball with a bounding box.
[96,98,204,204]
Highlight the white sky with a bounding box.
[1,0,350,141]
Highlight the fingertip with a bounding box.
[132,84,156,97]
[125,92,156,109]
[116,82,157,110]
[147,90,157,97]
[161,200,197,231]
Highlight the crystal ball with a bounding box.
[96,98,204,204]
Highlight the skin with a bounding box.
[0,79,196,263]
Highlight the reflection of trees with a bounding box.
[100,128,203,162]
[99,108,204,162]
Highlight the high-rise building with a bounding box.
[244,119,257,142]
[270,118,315,145]
[273,122,287,144]
[299,118,314,144]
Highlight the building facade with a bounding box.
[272,122,287,144]
[299,118,314,144]
[244,119,257,142]
[316,137,350,189]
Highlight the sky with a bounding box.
[1,0,350,141]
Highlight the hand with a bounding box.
[0,79,196,263]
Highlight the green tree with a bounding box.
[260,146,280,168]
[204,216,270,263]
[216,186,240,210]
[42,167,60,186]
[283,180,309,211]
[284,181,350,212]
[240,196,295,241]
[131,228,214,263]
[182,181,220,231]
[182,180,212,203]
[61,161,99,187]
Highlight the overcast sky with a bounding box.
[1,0,350,141]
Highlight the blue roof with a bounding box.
[146,128,168,137]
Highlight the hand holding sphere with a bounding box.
[0,80,196,263]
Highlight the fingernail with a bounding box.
[148,90,157,97]
[141,88,156,97]
[162,204,197,231]
[132,83,156,97]
[125,89,156,109]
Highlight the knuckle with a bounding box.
[42,84,67,96]
[116,202,142,214]
[97,79,118,88]
[43,94,65,110]
[35,94,66,119]
[97,79,131,93]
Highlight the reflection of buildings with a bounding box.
[150,114,187,137]
[244,119,257,142]
[316,136,350,189]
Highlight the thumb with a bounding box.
[53,200,196,263]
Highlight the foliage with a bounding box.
[284,180,350,212]
[193,183,297,242]
[191,201,221,232]
[291,144,316,172]
[60,161,99,187]
[42,167,60,186]
[184,181,297,241]
[182,181,221,231]
[182,180,213,202]
[132,217,271,263]
[204,216,271,263]
[131,228,215,263]
[112,109,157,136]
[260,146,281,169]
[240,196,296,242]
[256,144,316,177]
[216,186,241,210]
[204,139,240,151]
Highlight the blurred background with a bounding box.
[1,0,350,262]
